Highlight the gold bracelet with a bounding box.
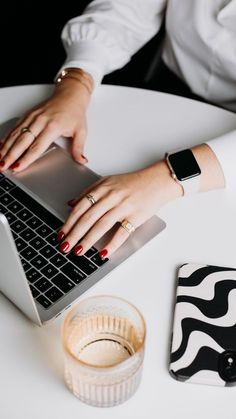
[55,68,94,94]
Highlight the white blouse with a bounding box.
[59,0,236,190]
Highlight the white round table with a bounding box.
[1,84,236,419]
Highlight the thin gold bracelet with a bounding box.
[55,68,94,94]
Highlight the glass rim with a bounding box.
[61,294,146,370]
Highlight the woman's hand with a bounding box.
[57,161,183,258]
[0,70,93,172]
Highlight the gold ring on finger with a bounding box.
[21,126,36,141]
[120,219,135,234]
[86,193,96,206]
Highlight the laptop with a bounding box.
[0,118,166,326]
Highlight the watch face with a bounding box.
[168,149,201,181]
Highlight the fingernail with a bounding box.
[74,244,83,256]
[10,162,20,171]
[60,241,70,253]
[57,230,65,242]
[81,154,88,163]
[0,160,5,167]
[99,249,108,259]
[67,199,77,207]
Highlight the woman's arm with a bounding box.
[57,143,225,258]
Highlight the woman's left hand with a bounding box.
[57,161,182,258]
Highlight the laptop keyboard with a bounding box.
[0,172,108,309]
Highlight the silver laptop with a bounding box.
[0,118,166,326]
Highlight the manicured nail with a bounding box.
[99,249,108,259]
[74,244,83,256]
[57,230,65,242]
[10,162,20,171]
[0,160,5,167]
[60,241,70,253]
[67,199,77,207]
[81,154,88,163]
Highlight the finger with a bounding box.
[73,208,123,255]
[99,218,137,259]
[11,125,60,172]
[71,127,87,164]
[66,178,104,207]
[59,193,117,252]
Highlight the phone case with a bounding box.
[169,263,236,386]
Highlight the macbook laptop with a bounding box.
[0,118,166,326]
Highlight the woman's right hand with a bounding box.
[0,70,93,172]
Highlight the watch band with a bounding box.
[165,149,201,196]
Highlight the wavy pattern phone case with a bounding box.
[169,263,236,386]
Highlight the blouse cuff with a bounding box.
[55,41,109,87]
[206,129,236,190]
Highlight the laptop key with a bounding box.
[91,253,109,267]
[21,258,31,272]
[30,285,40,298]
[15,237,28,252]
[11,219,26,234]
[46,232,58,246]
[67,254,98,275]
[29,236,46,250]
[20,246,38,261]
[26,267,42,283]
[0,178,15,192]
[34,278,52,292]
[51,273,75,293]
[36,224,52,238]
[41,263,59,279]
[5,211,17,225]
[20,227,37,242]
[0,187,5,196]
[0,193,14,206]
[45,286,64,303]
[17,208,33,222]
[61,262,86,283]
[26,216,42,229]
[36,295,52,309]
[0,203,8,214]
[31,254,48,270]
[39,244,57,259]
[7,200,24,214]
[85,247,98,258]
[50,253,67,268]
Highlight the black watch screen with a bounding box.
[168,149,201,181]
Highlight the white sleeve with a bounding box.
[57,0,166,87]
[206,130,236,190]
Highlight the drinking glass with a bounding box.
[61,295,146,407]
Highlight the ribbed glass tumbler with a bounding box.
[61,295,146,407]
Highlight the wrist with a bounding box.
[144,159,183,206]
[55,67,94,96]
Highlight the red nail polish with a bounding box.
[0,160,5,167]
[60,241,70,253]
[74,244,83,256]
[10,162,20,170]
[57,230,65,241]
[81,154,88,162]
[99,249,108,259]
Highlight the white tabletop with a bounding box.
[1,84,236,419]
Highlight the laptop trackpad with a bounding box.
[12,145,100,221]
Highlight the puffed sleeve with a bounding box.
[206,130,236,190]
[57,0,167,86]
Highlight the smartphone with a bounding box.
[169,263,236,386]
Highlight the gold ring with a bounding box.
[86,193,96,206]
[21,126,36,140]
[120,219,135,234]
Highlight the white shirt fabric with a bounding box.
[59,0,236,190]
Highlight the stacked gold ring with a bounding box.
[86,193,96,206]
[121,219,135,234]
[21,126,36,141]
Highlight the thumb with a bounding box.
[71,129,88,165]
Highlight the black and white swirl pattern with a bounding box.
[170,264,236,386]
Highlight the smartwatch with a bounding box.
[165,149,201,195]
